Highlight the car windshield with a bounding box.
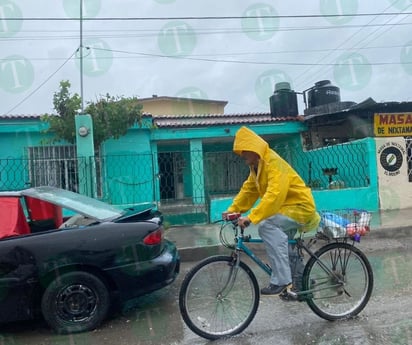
[22,186,125,222]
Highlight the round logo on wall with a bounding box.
[379,146,403,173]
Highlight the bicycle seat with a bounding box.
[299,212,321,232]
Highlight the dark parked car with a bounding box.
[0,186,180,334]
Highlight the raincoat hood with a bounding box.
[228,126,319,229]
[233,126,268,158]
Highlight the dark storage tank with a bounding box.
[269,82,299,117]
[307,80,340,108]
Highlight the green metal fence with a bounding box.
[0,140,374,222]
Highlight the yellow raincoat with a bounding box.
[227,126,320,231]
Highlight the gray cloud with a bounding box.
[1,0,411,115]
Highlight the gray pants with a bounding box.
[258,214,301,286]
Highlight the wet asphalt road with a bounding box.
[1,237,412,345]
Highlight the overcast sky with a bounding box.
[1,0,412,116]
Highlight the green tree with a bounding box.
[41,80,143,149]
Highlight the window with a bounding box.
[205,152,248,195]
[27,146,79,192]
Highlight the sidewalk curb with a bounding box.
[368,225,411,239]
[177,245,229,262]
[173,225,412,262]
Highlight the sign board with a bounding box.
[375,137,412,209]
[374,113,412,137]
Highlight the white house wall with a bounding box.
[375,137,412,209]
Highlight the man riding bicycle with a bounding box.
[223,126,320,296]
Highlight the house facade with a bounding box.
[1,94,411,225]
[303,97,412,211]
[138,95,227,115]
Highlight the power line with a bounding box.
[352,11,412,50]
[3,12,412,21]
[293,2,405,90]
[6,20,412,35]
[90,46,410,66]
[1,43,407,62]
[5,45,404,68]
[2,21,412,42]
[5,49,78,115]
[3,9,411,113]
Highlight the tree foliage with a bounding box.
[41,80,143,149]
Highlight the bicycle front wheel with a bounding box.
[179,255,260,340]
[303,242,373,321]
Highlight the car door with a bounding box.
[0,196,38,322]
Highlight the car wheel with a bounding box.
[41,271,111,334]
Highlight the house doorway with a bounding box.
[158,152,185,200]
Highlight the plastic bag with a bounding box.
[319,210,372,239]
[319,212,350,238]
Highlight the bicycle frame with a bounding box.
[229,223,350,298]
[232,229,271,275]
[179,216,374,340]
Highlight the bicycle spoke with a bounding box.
[179,256,260,340]
[303,242,373,320]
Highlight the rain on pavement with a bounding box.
[1,235,411,345]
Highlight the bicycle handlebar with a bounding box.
[224,213,241,221]
[223,213,250,228]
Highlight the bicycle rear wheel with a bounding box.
[303,242,373,321]
[179,255,260,340]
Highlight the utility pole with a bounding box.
[80,0,84,112]
[76,0,96,197]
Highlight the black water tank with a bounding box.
[307,80,340,108]
[269,82,298,117]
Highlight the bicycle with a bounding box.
[178,211,374,340]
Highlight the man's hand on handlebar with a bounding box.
[222,212,251,228]
[238,216,251,229]
[222,212,242,221]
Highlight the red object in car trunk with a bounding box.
[25,196,63,227]
[0,197,30,238]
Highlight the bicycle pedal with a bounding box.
[286,287,298,299]
[279,289,298,302]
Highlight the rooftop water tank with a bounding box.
[269,82,298,117]
[307,80,340,108]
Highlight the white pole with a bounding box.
[80,0,84,112]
